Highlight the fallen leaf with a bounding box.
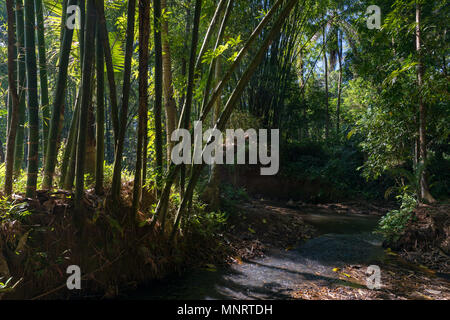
[341,272,351,278]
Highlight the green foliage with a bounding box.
[0,0,446,257]
[0,164,44,194]
[342,78,415,181]
[376,190,417,242]
[0,196,32,223]
[188,209,228,238]
[103,163,133,187]
[201,35,242,64]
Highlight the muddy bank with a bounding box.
[388,204,450,273]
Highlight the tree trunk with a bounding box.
[0,136,4,163]
[105,96,113,163]
[95,15,105,195]
[95,0,119,145]
[153,0,164,193]
[14,0,26,177]
[142,107,148,186]
[74,0,96,207]
[82,1,96,177]
[179,0,202,199]
[161,0,177,168]
[60,89,80,188]
[323,25,329,139]
[42,0,76,189]
[110,0,136,205]
[79,0,85,67]
[416,2,435,204]
[24,0,40,198]
[85,85,97,176]
[202,57,222,211]
[35,0,49,161]
[63,105,79,190]
[133,0,150,217]
[7,93,12,138]
[179,4,190,110]
[59,0,68,42]
[195,0,227,71]
[199,0,233,115]
[336,30,343,135]
[298,49,308,140]
[4,0,20,196]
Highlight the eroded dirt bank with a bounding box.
[388,204,450,273]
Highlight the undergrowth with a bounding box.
[376,190,417,243]
[0,163,134,195]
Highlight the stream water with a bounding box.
[129,207,386,300]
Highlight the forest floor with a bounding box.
[2,187,448,300]
[134,199,450,300]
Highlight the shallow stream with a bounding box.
[130,207,384,299]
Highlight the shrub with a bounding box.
[376,190,417,242]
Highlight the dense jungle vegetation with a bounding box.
[0,0,448,300]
